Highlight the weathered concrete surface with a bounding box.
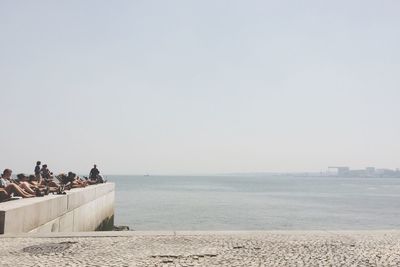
[0,183,115,234]
[0,230,399,266]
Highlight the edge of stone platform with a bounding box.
[1,229,399,238]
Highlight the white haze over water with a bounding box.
[0,1,399,174]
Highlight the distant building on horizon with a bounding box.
[327,166,400,178]
[365,167,376,176]
[328,166,350,176]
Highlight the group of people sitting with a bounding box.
[0,162,105,202]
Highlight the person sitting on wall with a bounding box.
[89,164,100,180]
[0,169,35,199]
[11,173,39,196]
[68,172,88,187]
[89,164,104,183]
[27,174,40,187]
[56,172,89,189]
[39,164,59,188]
[17,174,53,196]
[40,164,51,180]
[2,169,37,195]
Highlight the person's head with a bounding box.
[43,164,47,169]
[17,173,28,181]
[2,169,12,178]
[36,161,41,166]
[28,175,36,182]
[67,172,76,182]
[94,164,97,168]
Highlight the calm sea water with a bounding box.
[107,175,400,230]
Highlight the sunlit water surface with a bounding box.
[107,175,400,230]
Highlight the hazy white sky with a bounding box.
[1,0,399,174]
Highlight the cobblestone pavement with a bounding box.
[0,231,400,266]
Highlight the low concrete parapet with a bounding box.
[0,183,115,234]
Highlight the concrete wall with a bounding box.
[0,183,114,234]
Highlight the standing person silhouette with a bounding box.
[34,161,42,184]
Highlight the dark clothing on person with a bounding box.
[34,165,40,176]
[41,167,51,179]
[89,167,100,180]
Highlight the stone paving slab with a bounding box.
[0,231,399,266]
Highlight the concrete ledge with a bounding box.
[0,183,115,234]
[1,230,400,238]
